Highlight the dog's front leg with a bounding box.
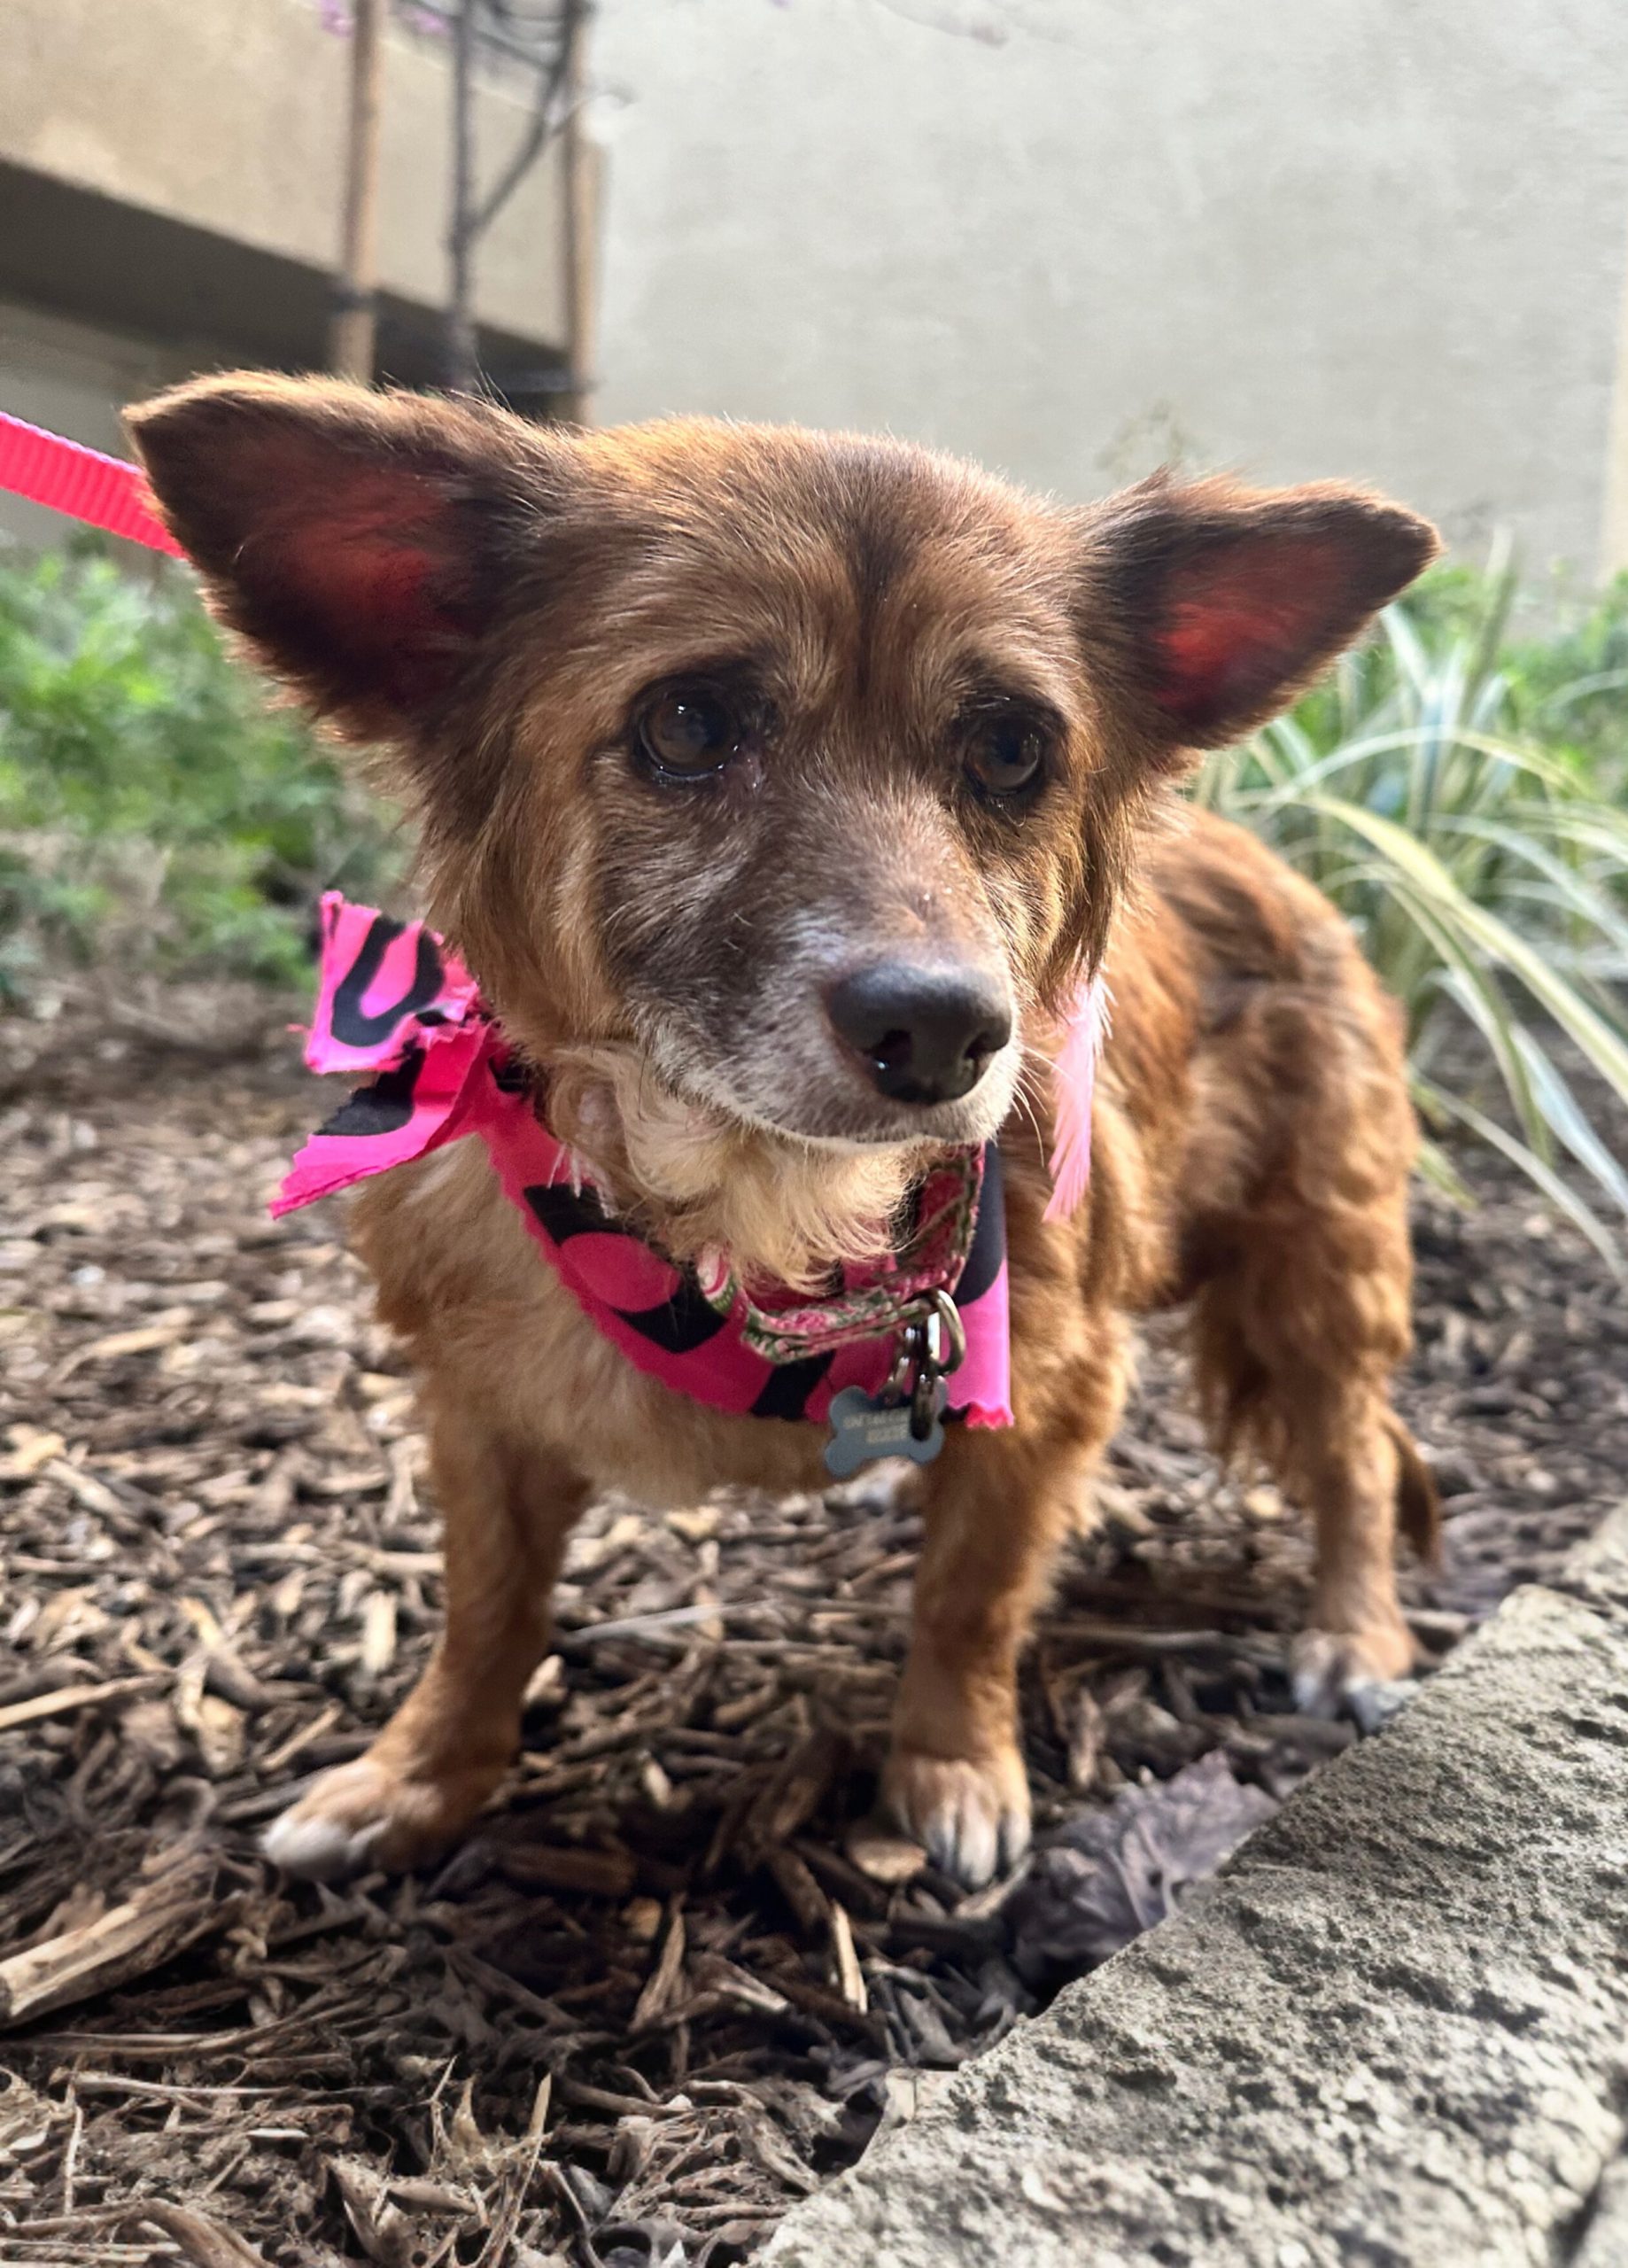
[265,1402,590,1880]
[883,1425,1086,1889]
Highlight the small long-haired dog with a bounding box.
[128,376,1440,1889]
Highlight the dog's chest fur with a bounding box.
[353,1142,834,1505]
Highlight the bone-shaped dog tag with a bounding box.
[824,1381,946,1478]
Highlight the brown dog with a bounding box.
[128,376,1439,1888]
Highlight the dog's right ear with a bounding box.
[126,373,571,741]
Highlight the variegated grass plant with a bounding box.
[1196,550,1628,1269]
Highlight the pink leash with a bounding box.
[0,412,182,557]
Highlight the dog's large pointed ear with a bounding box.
[1081,474,1439,756]
[126,374,571,740]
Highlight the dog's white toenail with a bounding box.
[263,1809,384,1882]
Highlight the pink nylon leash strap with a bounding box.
[0,413,183,556]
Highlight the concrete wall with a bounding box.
[590,0,1628,579]
[5,0,568,348]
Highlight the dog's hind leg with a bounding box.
[1191,1247,1438,1722]
[264,1402,590,1879]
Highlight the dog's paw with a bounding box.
[882,1742,1030,1890]
[263,1756,485,1881]
[1291,1621,1416,1729]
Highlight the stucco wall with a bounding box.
[590,0,1628,577]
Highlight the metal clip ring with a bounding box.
[887,1325,921,1403]
[887,1289,967,1414]
[920,1286,966,1376]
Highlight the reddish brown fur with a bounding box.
[128,376,1441,1887]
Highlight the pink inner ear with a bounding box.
[224,433,478,687]
[277,488,449,663]
[1152,538,1346,731]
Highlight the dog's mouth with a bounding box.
[543,1029,1014,1291]
[646,1024,1023,1154]
[619,954,1024,1158]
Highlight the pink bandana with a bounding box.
[273,897,1103,1433]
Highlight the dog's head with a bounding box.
[128,377,1435,1277]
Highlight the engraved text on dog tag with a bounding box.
[824,1380,946,1477]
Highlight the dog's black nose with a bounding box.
[827,961,1012,1106]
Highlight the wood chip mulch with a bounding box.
[1,1032,1623,2266]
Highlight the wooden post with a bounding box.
[330,0,386,384]
[445,0,482,394]
[557,0,594,425]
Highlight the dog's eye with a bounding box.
[637,687,740,779]
[964,712,1048,799]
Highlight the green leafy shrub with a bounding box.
[1198,555,1628,1266]
[0,542,403,997]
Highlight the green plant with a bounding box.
[0,540,403,989]
[1197,554,1628,1267]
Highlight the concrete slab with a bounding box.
[765,1525,1628,2268]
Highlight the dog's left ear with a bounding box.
[1082,474,1439,756]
